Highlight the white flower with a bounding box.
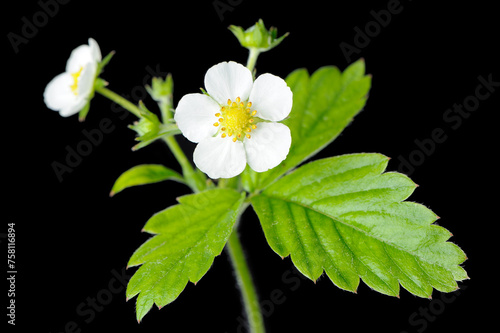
[174,61,293,179]
[44,38,102,117]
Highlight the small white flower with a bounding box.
[174,61,293,179]
[44,38,102,117]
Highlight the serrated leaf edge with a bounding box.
[126,190,246,322]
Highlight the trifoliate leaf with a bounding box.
[243,59,371,192]
[251,153,467,298]
[110,164,184,197]
[126,188,245,322]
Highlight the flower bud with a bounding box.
[229,19,288,53]
[128,101,162,150]
[146,74,173,105]
[128,101,181,151]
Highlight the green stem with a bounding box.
[220,46,267,333]
[159,98,172,124]
[246,48,261,74]
[95,86,142,118]
[162,136,205,193]
[158,93,206,193]
[226,221,265,333]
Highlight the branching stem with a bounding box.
[95,85,205,192]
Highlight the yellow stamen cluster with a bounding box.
[213,97,258,142]
[70,66,84,96]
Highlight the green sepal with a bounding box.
[131,124,181,151]
[146,74,173,104]
[97,50,115,76]
[128,101,180,150]
[146,74,174,122]
[77,99,92,122]
[78,66,111,122]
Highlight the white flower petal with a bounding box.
[77,62,97,97]
[249,73,293,121]
[44,72,81,116]
[44,39,101,117]
[88,38,102,62]
[194,137,247,179]
[204,61,253,104]
[244,122,291,173]
[65,43,94,73]
[59,98,88,117]
[174,93,220,143]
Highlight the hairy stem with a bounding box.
[226,221,265,333]
[221,45,267,333]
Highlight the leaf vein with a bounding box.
[262,193,455,276]
[301,209,353,286]
[333,220,398,294]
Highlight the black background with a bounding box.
[5,0,498,332]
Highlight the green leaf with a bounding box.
[243,59,371,192]
[251,153,467,298]
[110,164,184,196]
[126,188,245,322]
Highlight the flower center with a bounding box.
[213,97,258,142]
[70,67,84,96]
